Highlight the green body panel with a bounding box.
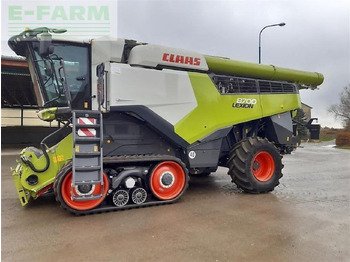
[12,134,73,206]
[174,72,300,144]
[37,107,58,121]
[260,94,301,116]
[205,56,324,88]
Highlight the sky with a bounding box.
[2,0,350,128]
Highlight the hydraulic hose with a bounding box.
[26,121,71,173]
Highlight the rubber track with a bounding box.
[54,155,189,215]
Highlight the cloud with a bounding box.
[118,0,349,127]
[2,0,349,127]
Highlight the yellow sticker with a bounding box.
[57,155,64,162]
[53,155,64,163]
[75,146,80,153]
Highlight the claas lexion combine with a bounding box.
[9,28,323,215]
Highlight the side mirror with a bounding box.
[39,33,54,57]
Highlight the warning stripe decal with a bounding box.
[78,117,96,125]
[78,128,96,137]
[77,117,97,137]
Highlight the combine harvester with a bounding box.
[9,28,323,214]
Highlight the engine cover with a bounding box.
[128,44,209,71]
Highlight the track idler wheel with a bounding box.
[149,161,187,200]
[54,162,109,212]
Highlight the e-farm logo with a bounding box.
[5,1,117,38]
[9,6,109,21]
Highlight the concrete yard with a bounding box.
[1,141,350,261]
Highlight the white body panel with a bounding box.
[106,63,197,125]
[91,37,125,65]
[91,37,125,109]
[128,44,209,71]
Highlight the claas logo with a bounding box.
[162,53,201,66]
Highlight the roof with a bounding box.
[1,56,27,68]
[1,55,37,108]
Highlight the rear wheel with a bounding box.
[54,162,109,212]
[149,161,188,200]
[227,137,283,193]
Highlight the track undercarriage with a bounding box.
[54,155,189,215]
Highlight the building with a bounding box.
[1,56,59,145]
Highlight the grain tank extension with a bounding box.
[9,28,323,214]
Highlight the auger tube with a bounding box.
[205,56,324,88]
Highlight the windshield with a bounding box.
[30,42,90,108]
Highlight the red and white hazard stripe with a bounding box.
[77,117,96,137]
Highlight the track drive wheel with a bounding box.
[149,161,188,200]
[54,161,109,213]
[227,137,283,193]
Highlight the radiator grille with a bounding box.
[212,75,298,95]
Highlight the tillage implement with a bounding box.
[9,28,324,214]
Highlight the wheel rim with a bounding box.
[150,161,186,200]
[61,171,109,211]
[251,151,275,182]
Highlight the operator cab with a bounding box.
[9,28,91,110]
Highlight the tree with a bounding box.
[294,108,308,139]
[329,85,350,130]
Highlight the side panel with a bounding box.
[265,112,294,145]
[128,44,209,71]
[18,134,73,193]
[175,73,262,144]
[91,38,125,110]
[260,93,301,116]
[103,112,178,156]
[106,66,300,145]
[107,63,197,126]
[174,72,301,144]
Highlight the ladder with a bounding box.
[72,110,104,201]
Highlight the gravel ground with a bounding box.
[2,141,350,262]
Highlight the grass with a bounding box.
[319,137,334,142]
[335,145,350,150]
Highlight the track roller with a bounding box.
[112,189,129,207]
[131,187,147,204]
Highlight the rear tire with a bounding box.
[227,137,283,193]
